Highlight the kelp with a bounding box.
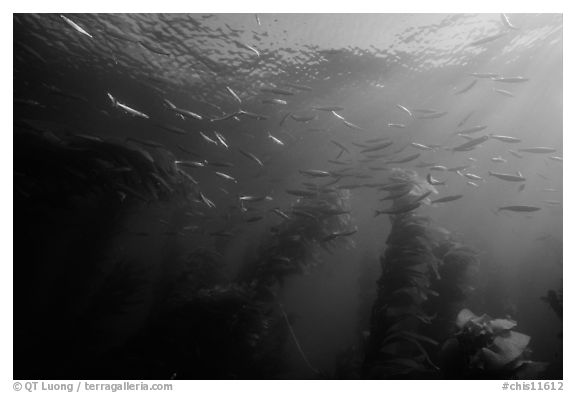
[14,122,197,207]
[363,169,442,378]
[363,169,481,379]
[238,188,354,298]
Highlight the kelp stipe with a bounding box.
[363,169,444,378]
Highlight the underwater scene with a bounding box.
[13,13,562,380]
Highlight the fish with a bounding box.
[299,169,332,178]
[199,131,218,145]
[518,147,557,154]
[279,112,292,127]
[412,108,439,114]
[331,140,350,154]
[467,181,479,188]
[155,123,188,135]
[261,87,294,96]
[290,114,316,122]
[427,173,446,186]
[199,192,216,208]
[238,149,264,166]
[396,104,414,118]
[452,135,490,152]
[60,15,93,38]
[448,165,470,173]
[490,134,521,143]
[494,88,515,97]
[342,120,364,131]
[374,202,421,216]
[322,229,358,242]
[238,42,260,57]
[469,73,501,79]
[410,142,435,151]
[469,32,508,46]
[268,131,285,146]
[245,216,264,223]
[501,13,519,30]
[544,200,562,205]
[456,125,488,135]
[212,110,267,122]
[548,156,563,162]
[270,208,290,220]
[164,99,203,120]
[331,111,346,120]
[455,79,478,95]
[214,171,237,182]
[431,195,463,204]
[281,82,313,92]
[214,131,229,148]
[386,153,421,164]
[387,123,406,128]
[107,93,149,119]
[416,111,448,119]
[464,173,483,182]
[491,156,507,163]
[508,150,524,159]
[175,160,206,168]
[361,141,393,153]
[492,76,530,83]
[312,105,344,112]
[412,190,433,204]
[262,98,287,105]
[225,86,242,103]
[498,205,541,213]
[255,14,261,26]
[429,165,448,172]
[458,112,474,128]
[488,171,526,182]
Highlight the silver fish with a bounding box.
[452,135,490,152]
[489,171,526,182]
[225,86,242,103]
[396,104,414,118]
[492,76,530,83]
[214,171,237,182]
[501,14,519,30]
[107,93,149,119]
[518,147,556,154]
[455,79,478,95]
[268,131,285,146]
[470,32,508,46]
[490,134,521,143]
[60,15,93,38]
[239,149,263,166]
[498,205,540,213]
[494,88,515,97]
[431,195,463,204]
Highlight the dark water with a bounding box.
[14,13,562,380]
